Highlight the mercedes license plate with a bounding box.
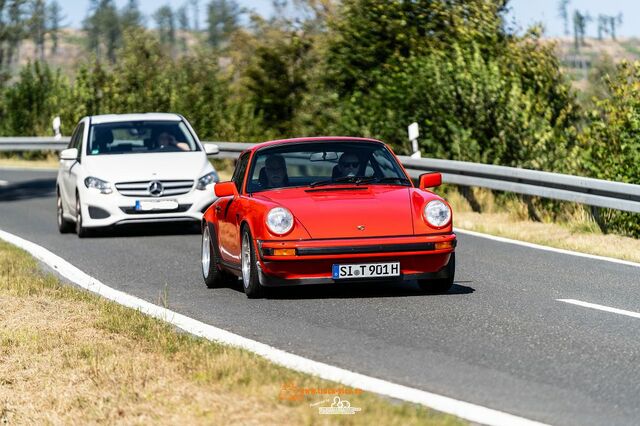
[135,199,179,211]
[332,262,400,279]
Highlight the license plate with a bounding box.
[135,199,179,211]
[332,262,400,279]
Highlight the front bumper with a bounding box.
[79,185,216,228]
[255,234,456,286]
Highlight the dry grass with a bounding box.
[445,187,640,263]
[0,154,59,170]
[0,241,463,425]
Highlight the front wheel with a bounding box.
[241,226,264,299]
[57,191,74,233]
[75,196,90,238]
[418,252,455,294]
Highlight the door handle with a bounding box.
[215,206,222,212]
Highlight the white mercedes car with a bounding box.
[56,113,220,237]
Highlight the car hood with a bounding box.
[82,152,211,183]
[255,186,414,238]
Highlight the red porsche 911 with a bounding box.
[201,137,456,298]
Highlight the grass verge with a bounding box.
[445,187,640,264]
[0,241,463,425]
[0,154,59,169]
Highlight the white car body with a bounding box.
[56,113,218,233]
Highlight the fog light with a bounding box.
[435,241,453,250]
[272,248,296,256]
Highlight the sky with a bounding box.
[58,0,640,38]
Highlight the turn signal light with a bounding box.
[435,241,454,250]
[272,248,297,256]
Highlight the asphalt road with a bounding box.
[1,167,639,426]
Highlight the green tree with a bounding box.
[47,0,64,55]
[206,0,240,49]
[153,5,175,52]
[106,30,173,112]
[579,60,640,236]
[245,32,312,135]
[176,4,189,52]
[2,60,69,135]
[3,0,28,69]
[28,0,47,61]
[83,0,121,62]
[120,0,144,32]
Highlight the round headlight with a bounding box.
[266,207,294,235]
[423,200,451,227]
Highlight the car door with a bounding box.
[218,152,250,263]
[60,121,85,214]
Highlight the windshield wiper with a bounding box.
[354,176,412,186]
[309,176,360,188]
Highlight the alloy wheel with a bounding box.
[202,227,211,278]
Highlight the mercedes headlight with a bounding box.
[196,171,219,190]
[84,176,113,194]
[423,200,451,227]
[266,207,294,235]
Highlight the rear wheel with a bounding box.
[418,252,455,294]
[202,224,235,288]
[57,190,74,233]
[75,196,90,238]
[241,226,264,299]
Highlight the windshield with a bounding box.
[87,121,199,155]
[246,141,410,193]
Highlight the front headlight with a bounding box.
[423,200,451,227]
[266,207,294,235]
[196,171,219,190]
[84,176,113,194]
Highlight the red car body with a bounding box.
[201,137,456,297]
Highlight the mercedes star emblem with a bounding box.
[148,180,164,197]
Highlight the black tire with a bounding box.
[202,224,236,288]
[418,252,455,294]
[240,226,264,299]
[75,195,90,238]
[57,190,74,234]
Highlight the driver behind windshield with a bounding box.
[334,152,361,178]
[262,155,289,188]
[153,129,189,151]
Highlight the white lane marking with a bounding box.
[455,228,640,269]
[0,228,548,426]
[558,299,640,320]
[0,180,8,186]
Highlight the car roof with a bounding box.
[88,113,183,125]
[250,136,384,151]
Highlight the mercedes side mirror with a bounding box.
[60,148,78,161]
[204,143,219,156]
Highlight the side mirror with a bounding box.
[204,143,219,156]
[60,148,78,161]
[419,172,442,189]
[214,181,238,197]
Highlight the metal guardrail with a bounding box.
[0,137,70,151]
[1,138,638,214]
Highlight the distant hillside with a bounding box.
[547,37,640,87]
[7,28,204,81]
